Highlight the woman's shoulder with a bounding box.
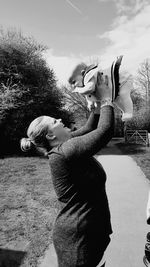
[47,145,70,173]
[47,144,69,163]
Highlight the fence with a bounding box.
[125,130,149,146]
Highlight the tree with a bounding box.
[0,28,72,155]
[136,58,150,108]
[124,58,150,132]
[130,89,145,111]
[124,59,150,131]
[61,85,90,127]
[126,106,150,131]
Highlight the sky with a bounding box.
[0,0,150,85]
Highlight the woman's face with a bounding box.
[48,118,71,143]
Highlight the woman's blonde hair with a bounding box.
[20,116,53,155]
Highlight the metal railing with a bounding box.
[125,130,149,146]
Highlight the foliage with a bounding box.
[130,88,145,111]
[125,104,150,131]
[126,58,150,132]
[61,85,89,127]
[136,58,150,104]
[0,29,72,155]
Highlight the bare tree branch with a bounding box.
[136,58,150,106]
[61,86,89,118]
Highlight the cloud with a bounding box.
[98,0,149,15]
[44,50,82,86]
[97,2,150,74]
[44,1,150,85]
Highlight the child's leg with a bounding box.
[111,55,123,100]
[111,55,133,121]
[114,79,133,121]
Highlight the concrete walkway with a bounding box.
[39,141,150,267]
[97,154,149,267]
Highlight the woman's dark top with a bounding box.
[48,106,114,267]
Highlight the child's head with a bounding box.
[68,63,87,88]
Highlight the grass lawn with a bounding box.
[0,156,58,267]
[0,139,150,267]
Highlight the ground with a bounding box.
[0,156,58,267]
[0,138,150,267]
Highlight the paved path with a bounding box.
[97,154,149,267]
[39,140,150,267]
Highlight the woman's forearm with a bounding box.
[97,105,114,144]
[62,105,114,159]
[71,110,100,138]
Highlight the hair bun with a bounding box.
[20,138,32,152]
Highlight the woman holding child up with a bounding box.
[21,72,114,267]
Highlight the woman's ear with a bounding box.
[46,134,56,141]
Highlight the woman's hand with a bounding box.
[94,72,112,102]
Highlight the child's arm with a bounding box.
[73,79,95,94]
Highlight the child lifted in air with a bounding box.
[68,55,133,121]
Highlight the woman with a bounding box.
[21,73,114,267]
